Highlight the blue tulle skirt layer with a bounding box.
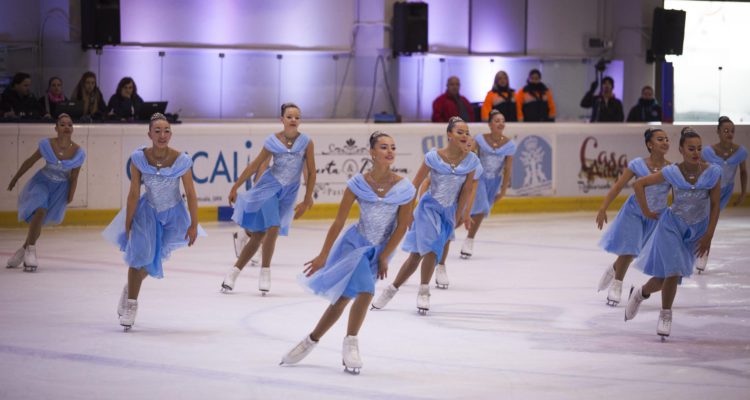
[402,194,456,264]
[719,184,733,210]
[231,172,299,236]
[298,225,385,303]
[18,171,69,225]
[471,176,502,217]
[599,195,659,256]
[633,208,708,278]
[102,197,204,278]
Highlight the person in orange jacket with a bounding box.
[480,70,517,122]
[515,69,555,122]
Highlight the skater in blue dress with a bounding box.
[222,103,316,295]
[371,117,479,314]
[280,132,414,374]
[595,128,671,306]
[624,128,721,339]
[459,110,516,259]
[694,116,747,272]
[103,113,202,330]
[6,113,85,272]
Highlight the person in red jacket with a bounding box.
[431,76,475,122]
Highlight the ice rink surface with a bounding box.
[1,210,749,399]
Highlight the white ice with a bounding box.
[1,210,749,400]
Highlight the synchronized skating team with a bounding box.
[5,106,747,373]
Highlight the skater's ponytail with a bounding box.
[679,127,700,147]
[643,127,664,153]
[369,131,391,148]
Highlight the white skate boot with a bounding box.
[117,284,128,317]
[606,280,623,307]
[694,254,708,274]
[232,231,249,258]
[279,335,318,365]
[6,247,25,268]
[624,286,648,321]
[251,247,261,267]
[258,267,271,295]
[221,266,242,292]
[371,284,398,310]
[435,264,449,289]
[23,245,38,272]
[597,264,615,292]
[417,284,430,315]
[119,299,138,331]
[460,238,474,259]
[657,309,672,340]
[342,335,363,375]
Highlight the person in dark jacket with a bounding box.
[480,70,517,122]
[515,69,555,122]
[432,76,475,123]
[580,76,624,122]
[71,71,107,121]
[39,77,68,119]
[627,85,662,122]
[1,72,42,118]
[107,77,144,121]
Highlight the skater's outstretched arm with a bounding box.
[733,159,747,206]
[229,148,272,205]
[696,180,722,257]
[596,167,636,229]
[181,167,199,246]
[495,155,513,203]
[411,162,430,202]
[377,201,413,280]
[125,162,142,238]
[7,150,42,191]
[632,172,665,220]
[66,166,81,204]
[304,187,356,276]
[455,171,476,230]
[294,140,317,219]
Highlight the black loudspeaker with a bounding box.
[81,0,121,49]
[650,8,685,57]
[393,2,428,56]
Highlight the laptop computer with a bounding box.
[137,101,168,121]
[54,101,84,119]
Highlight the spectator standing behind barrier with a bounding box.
[627,86,662,122]
[515,69,555,122]
[1,72,42,118]
[71,71,107,121]
[432,76,475,123]
[107,77,144,121]
[580,76,624,122]
[40,77,68,119]
[480,70,517,122]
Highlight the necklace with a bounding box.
[647,157,666,173]
[442,150,463,173]
[488,134,504,148]
[680,162,701,182]
[152,149,169,168]
[56,139,73,156]
[282,133,298,147]
[368,172,393,193]
[717,143,734,157]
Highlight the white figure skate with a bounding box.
[597,264,615,292]
[233,231,260,266]
[221,266,242,292]
[371,284,398,310]
[279,335,318,365]
[460,238,474,259]
[342,335,363,375]
[624,286,647,321]
[23,245,38,272]
[119,299,138,331]
[417,284,430,315]
[6,247,25,268]
[606,280,623,307]
[694,254,708,274]
[258,267,271,295]
[657,309,672,341]
[435,264,449,289]
[117,284,128,317]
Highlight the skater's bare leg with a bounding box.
[613,255,634,281]
[310,296,351,341]
[467,214,484,239]
[347,293,373,336]
[261,226,280,268]
[393,253,422,288]
[439,242,450,265]
[235,231,265,270]
[23,208,47,247]
[127,267,149,299]
[419,252,438,285]
[661,276,680,310]
[641,277,665,296]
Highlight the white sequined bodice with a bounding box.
[429,173,466,207]
[270,151,305,186]
[672,187,709,225]
[40,160,72,182]
[356,200,399,245]
[479,151,507,179]
[142,173,183,212]
[644,179,670,211]
[719,162,737,188]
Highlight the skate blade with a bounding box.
[435,283,448,289]
[220,283,233,293]
[459,253,471,259]
[417,308,429,315]
[344,367,361,375]
[260,290,269,296]
[606,299,619,307]
[658,334,669,341]
[23,265,38,272]
[250,259,259,266]
[121,325,132,332]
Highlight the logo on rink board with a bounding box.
[511,135,553,196]
[577,136,629,193]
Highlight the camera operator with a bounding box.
[580,60,623,122]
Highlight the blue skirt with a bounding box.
[18,171,69,225]
[102,197,204,279]
[633,208,708,278]
[299,225,385,303]
[599,195,659,256]
[471,176,502,217]
[402,194,456,264]
[719,184,733,210]
[231,172,299,236]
